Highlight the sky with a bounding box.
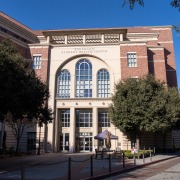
[0,0,180,86]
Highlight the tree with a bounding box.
[36,106,53,155]
[122,0,180,10]
[121,0,180,31]
[0,39,28,118]
[0,39,53,154]
[109,75,180,149]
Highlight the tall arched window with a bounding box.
[97,69,110,97]
[76,59,92,97]
[57,69,71,98]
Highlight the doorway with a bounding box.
[60,133,69,151]
[77,132,92,152]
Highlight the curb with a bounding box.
[85,155,179,180]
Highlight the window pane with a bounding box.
[98,109,110,127]
[97,69,110,97]
[33,56,41,69]
[76,59,92,98]
[76,109,92,127]
[57,70,71,98]
[60,109,70,127]
[27,132,36,151]
[127,53,137,67]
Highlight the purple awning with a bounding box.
[94,129,118,140]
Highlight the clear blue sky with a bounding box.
[0,0,180,86]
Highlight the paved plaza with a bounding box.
[0,152,179,180]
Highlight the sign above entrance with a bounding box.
[61,47,108,55]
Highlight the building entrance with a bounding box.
[77,132,92,152]
[60,133,69,151]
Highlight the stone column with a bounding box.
[69,107,75,152]
[65,35,67,44]
[47,36,50,43]
[93,107,98,151]
[101,34,104,43]
[120,34,123,41]
[83,35,86,44]
[54,109,59,152]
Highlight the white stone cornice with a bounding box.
[55,97,111,101]
[29,44,50,48]
[147,46,164,50]
[120,42,147,46]
[148,60,165,62]
[56,98,112,108]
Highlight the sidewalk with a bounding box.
[0,152,179,180]
[79,153,179,180]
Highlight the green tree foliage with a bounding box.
[0,39,53,154]
[109,75,180,148]
[0,39,28,117]
[122,0,180,10]
[122,0,144,9]
[121,0,180,31]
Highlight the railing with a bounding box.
[51,33,123,44]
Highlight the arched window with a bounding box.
[76,59,92,97]
[57,69,71,98]
[97,69,110,97]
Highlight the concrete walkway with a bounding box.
[0,152,179,180]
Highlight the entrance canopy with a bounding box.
[94,129,118,140]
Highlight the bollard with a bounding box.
[90,155,93,177]
[150,150,152,162]
[133,153,136,166]
[143,150,145,164]
[123,152,125,168]
[109,154,111,172]
[21,162,25,180]
[68,157,71,180]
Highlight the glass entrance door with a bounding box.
[77,132,92,152]
[60,133,69,151]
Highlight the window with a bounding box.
[27,132,36,151]
[97,69,110,97]
[33,56,41,69]
[76,109,92,127]
[57,70,71,98]
[127,53,137,67]
[60,109,70,127]
[76,59,92,98]
[0,27,7,33]
[98,109,110,127]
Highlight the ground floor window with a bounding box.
[59,109,70,127]
[27,132,36,151]
[60,133,69,151]
[76,109,92,127]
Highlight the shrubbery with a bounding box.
[123,150,153,159]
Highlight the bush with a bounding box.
[123,150,153,159]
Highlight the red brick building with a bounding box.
[0,11,179,153]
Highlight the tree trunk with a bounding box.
[136,133,141,150]
[15,138,20,155]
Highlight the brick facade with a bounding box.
[0,12,179,153]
